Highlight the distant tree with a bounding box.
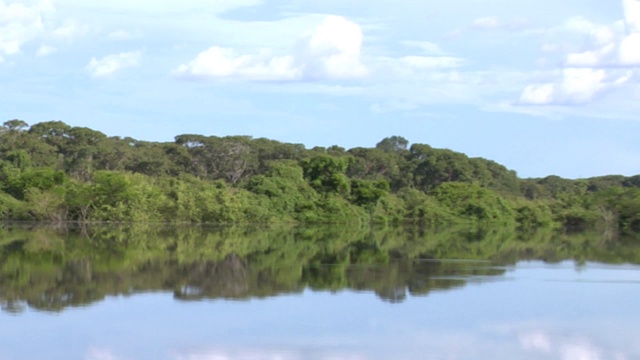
[376,136,409,153]
[2,119,29,132]
[326,145,346,156]
[28,121,71,141]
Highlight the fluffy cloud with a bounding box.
[561,16,640,68]
[558,1,640,68]
[174,16,366,81]
[175,47,301,81]
[175,14,468,86]
[298,15,366,79]
[519,0,640,106]
[519,68,632,105]
[619,33,640,65]
[86,51,142,77]
[0,0,52,60]
[624,0,640,32]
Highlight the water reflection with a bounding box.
[0,222,638,360]
[0,224,639,312]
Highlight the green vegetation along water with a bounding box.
[1,224,639,313]
[2,121,640,235]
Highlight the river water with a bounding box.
[0,225,639,359]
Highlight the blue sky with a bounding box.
[1,0,640,178]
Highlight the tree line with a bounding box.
[1,119,639,235]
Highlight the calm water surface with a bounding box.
[1,225,639,359]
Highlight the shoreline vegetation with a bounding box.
[1,119,639,237]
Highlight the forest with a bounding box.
[1,119,639,236]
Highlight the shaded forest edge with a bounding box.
[1,119,639,236]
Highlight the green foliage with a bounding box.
[596,187,640,234]
[247,160,319,221]
[429,182,515,224]
[0,192,28,220]
[470,157,520,195]
[301,155,352,196]
[397,188,455,226]
[350,179,389,207]
[25,186,68,221]
[5,150,32,170]
[9,168,66,200]
[513,200,556,231]
[409,145,479,191]
[370,193,406,225]
[0,120,638,232]
[376,136,409,153]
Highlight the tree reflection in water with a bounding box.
[1,223,638,312]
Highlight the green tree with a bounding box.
[301,155,351,196]
[376,136,409,153]
[429,182,515,223]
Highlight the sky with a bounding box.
[1,0,640,179]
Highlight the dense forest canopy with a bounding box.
[1,119,639,236]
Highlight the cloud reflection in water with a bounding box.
[174,348,366,360]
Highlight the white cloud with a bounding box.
[471,16,531,31]
[519,0,640,107]
[175,47,301,81]
[561,25,638,68]
[559,342,603,360]
[563,16,602,34]
[565,44,616,67]
[174,15,366,81]
[0,0,52,59]
[297,15,367,79]
[519,83,555,105]
[518,332,552,352]
[518,68,633,105]
[559,3,640,68]
[36,44,56,56]
[86,51,142,77]
[85,347,118,360]
[619,32,640,65]
[623,0,640,33]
